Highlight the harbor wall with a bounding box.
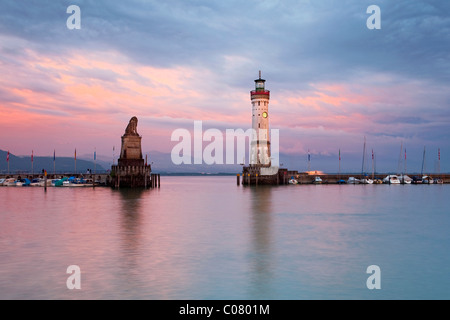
[239,167,450,185]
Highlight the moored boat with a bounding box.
[15,178,31,187]
[3,178,16,186]
[361,177,374,184]
[383,175,401,184]
[347,177,360,184]
[422,176,433,184]
[399,175,412,184]
[30,178,45,187]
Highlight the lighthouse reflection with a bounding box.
[248,185,274,298]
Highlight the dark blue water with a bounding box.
[1,177,449,299]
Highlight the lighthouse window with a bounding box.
[259,124,260,128]
[258,101,260,106]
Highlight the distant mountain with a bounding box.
[0,150,105,174]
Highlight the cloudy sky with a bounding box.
[0,0,449,172]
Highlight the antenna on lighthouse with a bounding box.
[259,70,261,79]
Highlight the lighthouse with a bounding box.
[250,71,271,166]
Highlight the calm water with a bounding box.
[0,176,449,300]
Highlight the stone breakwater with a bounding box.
[239,167,450,185]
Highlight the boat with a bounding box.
[0,178,5,186]
[373,178,383,184]
[3,178,16,186]
[70,178,94,187]
[61,177,94,187]
[399,175,412,184]
[434,178,444,184]
[30,178,46,187]
[288,177,298,185]
[313,176,322,184]
[53,177,69,187]
[337,179,346,184]
[412,176,423,184]
[383,175,401,184]
[361,176,374,184]
[422,176,433,184]
[15,178,31,187]
[347,177,360,184]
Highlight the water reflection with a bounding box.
[116,188,147,295]
[248,186,274,297]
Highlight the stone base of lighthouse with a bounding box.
[241,166,310,186]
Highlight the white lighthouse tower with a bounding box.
[250,71,271,167]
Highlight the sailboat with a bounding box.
[361,137,373,184]
[421,147,433,184]
[398,143,411,184]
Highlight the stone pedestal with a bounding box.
[119,135,142,163]
[110,116,153,188]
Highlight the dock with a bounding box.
[239,167,450,185]
[0,173,161,188]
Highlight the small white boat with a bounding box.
[399,175,412,184]
[313,176,322,184]
[383,175,401,184]
[361,178,373,184]
[288,178,298,185]
[347,177,360,184]
[3,178,16,186]
[30,178,45,187]
[0,178,5,186]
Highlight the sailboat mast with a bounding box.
[338,149,341,180]
[372,149,375,180]
[437,148,441,176]
[398,142,403,175]
[361,136,366,177]
[404,148,407,176]
[421,147,426,176]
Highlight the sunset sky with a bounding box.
[1,0,449,172]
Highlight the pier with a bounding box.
[0,173,161,188]
[239,168,450,185]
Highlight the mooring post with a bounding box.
[157,174,160,188]
[237,174,240,186]
[256,173,258,186]
[44,171,47,192]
